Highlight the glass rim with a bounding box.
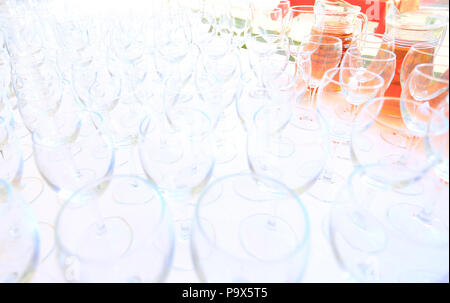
[322,67,385,90]
[414,63,450,84]
[54,174,170,263]
[195,172,310,263]
[345,45,397,62]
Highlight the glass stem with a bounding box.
[128,144,140,186]
[322,140,339,182]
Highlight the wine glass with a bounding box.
[153,20,200,85]
[308,67,384,203]
[108,15,148,66]
[139,110,215,270]
[351,96,448,188]
[246,33,290,88]
[14,75,65,134]
[247,105,330,194]
[195,50,242,164]
[256,63,304,158]
[401,43,449,88]
[3,5,43,62]
[303,35,343,92]
[55,175,174,282]
[342,45,396,94]
[290,34,342,130]
[401,63,449,110]
[32,111,115,203]
[71,57,121,113]
[0,116,44,203]
[236,77,272,133]
[0,179,40,282]
[251,4,284,37]
[178,0,216,47]
[191,173,310,282]
[330,164,449,282]
[285,5,316,48]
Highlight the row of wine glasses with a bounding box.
[0,0,448,283]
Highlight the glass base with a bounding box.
[112,177,156,205]
[332,209,388,253]
[74,169,96,185]
[291,107,321,131]
[239,214,297,260]
[80,216,133,259]
[19,177,44,204]
[387,203,449,247]
[265,137,296,159]
[308,172,345,203]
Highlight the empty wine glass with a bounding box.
[196,50,242,164]
[139,110,215,270]
[401,63,449,110]
[0,116,43,203]
[351,96,448,187]
[401,43,449,89]
[108,15,149,66]
[236,77,272,133]
[247,106,330,194]
[308,67,384,203]
[72,58,122,114]
[15,78,65,134]
[285,5,316,47]
[0,179,39,282]
[342,45,396,94]
[247,33,290,88]
[154,30,200,85]
[330,164,449,282]
[191,173,310,282]
[304,34,343,91]
[55,175,174,282]
[32,111,115,203]
[290,34,342,130]
[178,0,216,47]
[251,5,284,37]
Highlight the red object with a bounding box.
[288,0,388,33]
